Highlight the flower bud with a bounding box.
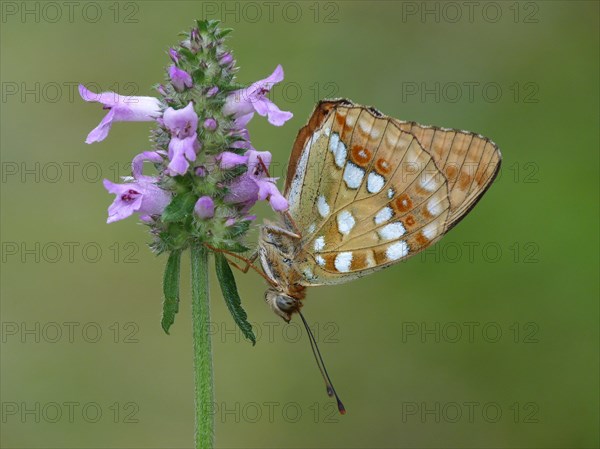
[168,65,193,92]
[219,52,234,67]
[168,48,179,63]
[194,196,215,219]
[206,86,219,98]
[203,118,217,131]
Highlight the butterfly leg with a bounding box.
[203,244,275,285]
[281,211,302,239]
[225,258,245,272]
[231,250,258,274]
[226,258,252,273]
[262,223,302,241]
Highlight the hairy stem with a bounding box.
[191,244,214,449]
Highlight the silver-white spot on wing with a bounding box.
[317,195,330,218]
[343,162,364,189]
[422,223,438,240]
[374,206,393,225]
[378,222,406,240]
[386,241,409,261]
[337,210,356,235]
[303,267,315,280]
[420,171,442,192]
[427,198,443,217]
[359,118,373,135]
[314,236,325,251]
[334,252,353,272]
[367,172,385,193]
[328,132,347,168]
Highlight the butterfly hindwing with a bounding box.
[392,119,501,230]
[284,100,501,286]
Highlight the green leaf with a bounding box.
[197,19,210,33]
[162,192,196,222]
[192,69,206,84]
[216,28,234,38]
[178,47,196,62]
[224,220,251,239]
[161,250,182,334]
[214,253,256,345]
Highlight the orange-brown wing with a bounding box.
[284,100,501,286]
[392,119,501,230]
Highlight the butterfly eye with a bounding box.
[276,295,296,313]
[265,289,297,322]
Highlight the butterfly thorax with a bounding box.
[258,219,307,322]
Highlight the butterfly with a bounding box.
[257,99,501,322]
[227,99,501,412]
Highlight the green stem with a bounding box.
[191,244,214,449]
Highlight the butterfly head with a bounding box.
[265,288,300,323]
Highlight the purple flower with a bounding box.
[163,102,199,175]
[225,215,255,227]
[168,65,193,92]
[228,128,257,154]
[222,149,288,212]
[223,65,293,127]
[233,111,254,130]
[257,179,288,211]
[163,102,198,138]
[203,118,217,131]
[246,150,272,174]
[227,115,259,152]
[218,151,248,169]
[224,173,260,212]
[168,48,179,63]
[218,149,272,172]
[206,86,219,98]
[103,178,170,224]
[79,85,162,144]
[230,139,256,153]
[168,136,200,175]
[132,151,164,180]
[219,52,234,67]
[194,196,215,219]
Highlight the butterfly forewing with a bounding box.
[283,100,501,286]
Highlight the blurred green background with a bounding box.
[1,1,598,448]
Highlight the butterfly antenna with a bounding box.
[302,314,332,396]
[298,311,346,415]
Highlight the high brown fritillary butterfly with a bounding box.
[235,99,502,413]
[259,99,501,322]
